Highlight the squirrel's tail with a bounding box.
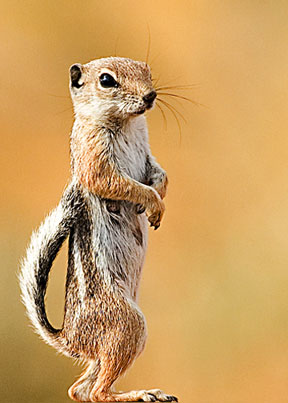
[19,186,76,354]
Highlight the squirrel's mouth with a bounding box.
[134,108,146,115]
[133,102,155,116]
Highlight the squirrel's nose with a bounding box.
[143,91,157,104]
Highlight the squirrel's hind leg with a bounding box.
[68,359,100,402]
[88,348,145,402]
[88,356,178,402]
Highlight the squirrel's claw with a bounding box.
[148,212,161,230]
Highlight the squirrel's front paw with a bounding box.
[147,198,165,230]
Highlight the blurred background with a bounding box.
[2,0,288,402]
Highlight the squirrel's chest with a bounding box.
[112,119,149,182]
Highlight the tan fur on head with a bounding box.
[70,57,156,122]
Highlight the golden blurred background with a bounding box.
[2,0,288,402]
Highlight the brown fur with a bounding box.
[20,57,176,403]
[71,122,165,229]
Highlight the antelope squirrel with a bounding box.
[20,57,177,402]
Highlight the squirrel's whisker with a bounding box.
[157,92,201,107]
[55,106,74,115]
[156,102,168,131]
[157,98,186,123]
[155,84,198,91]
[47,93,70,99]
[152,75,161,87]
[157,98,182,143]
[145,24,151,65]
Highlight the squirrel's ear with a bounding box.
[70,64,84,89]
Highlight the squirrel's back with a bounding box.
[19,56,176,402]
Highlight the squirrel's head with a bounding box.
[69,57,156,123]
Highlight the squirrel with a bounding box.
[20,57,177,402]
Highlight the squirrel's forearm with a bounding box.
[80,162,159,208]
[72,138,160,207]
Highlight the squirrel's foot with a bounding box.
[90,389,178,402]
[146,389,178,402]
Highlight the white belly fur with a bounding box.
[90,116,149,299]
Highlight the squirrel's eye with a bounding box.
[99,73,118,88]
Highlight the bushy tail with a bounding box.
[19,184,78,352]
